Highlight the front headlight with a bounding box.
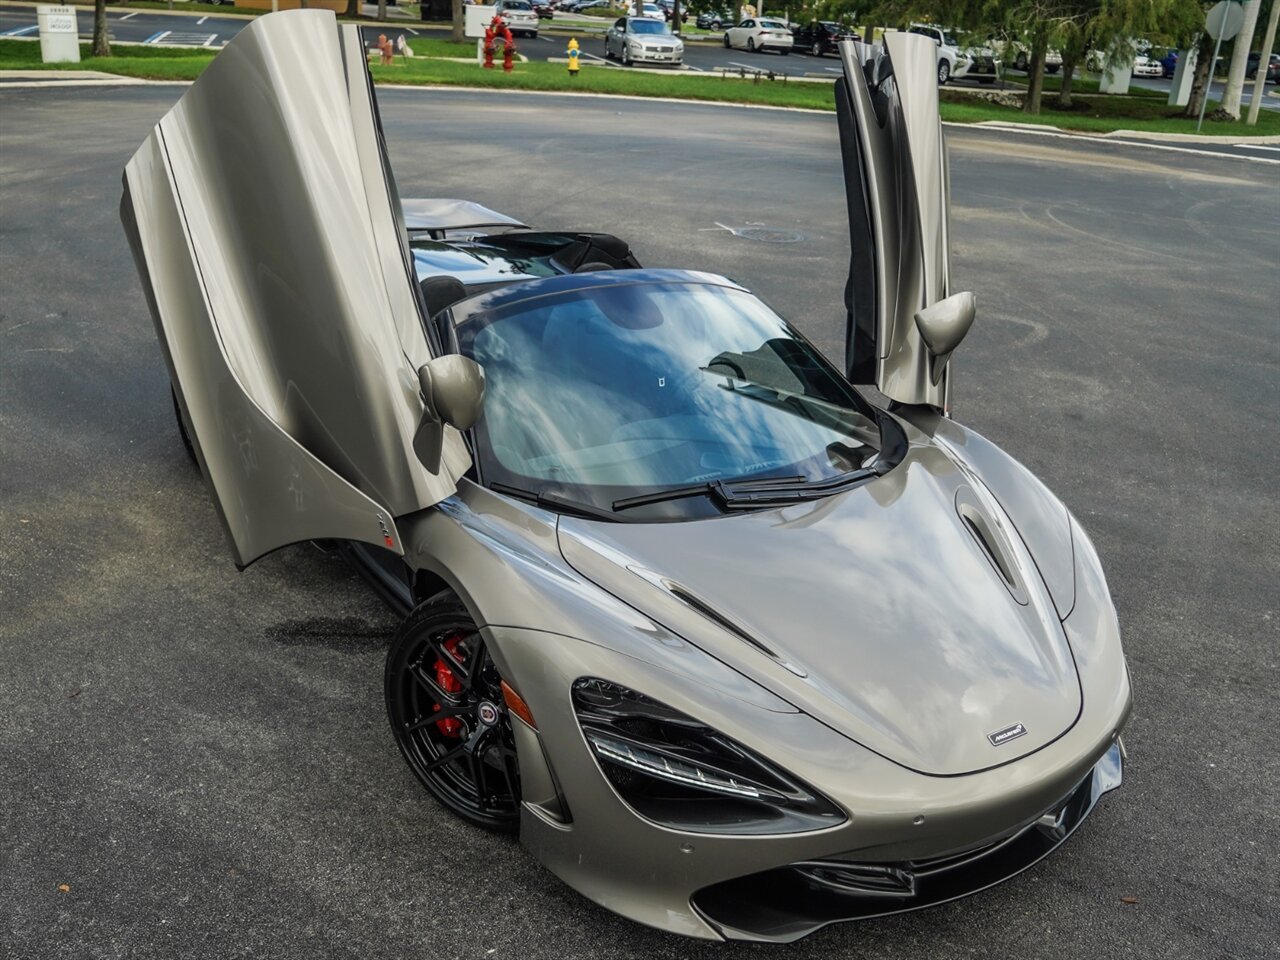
[573,678,846,835]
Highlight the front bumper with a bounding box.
[628,47,683,64]
[693,741,1124,941]
[493,623,1131,941]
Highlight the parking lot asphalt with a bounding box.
[2,83,1278,960]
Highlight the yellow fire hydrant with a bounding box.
[567,37,580,77]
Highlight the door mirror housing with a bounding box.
[413,355,485,473]
[914,291,975,386]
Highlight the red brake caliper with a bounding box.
[433,636,464,738]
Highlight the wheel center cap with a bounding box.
[477,701,500,726]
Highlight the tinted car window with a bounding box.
[630,18,670,34]
[456,282,881,513]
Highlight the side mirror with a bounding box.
[914,291,975,386]
[413,355,486,474]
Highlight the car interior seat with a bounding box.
[419,275,468,350]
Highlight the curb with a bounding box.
[971,119,1280,146]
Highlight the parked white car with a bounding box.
[604,16,684,65]
[1131,54,1163,77]
[723,18,794,55]
[638,2,665,19]
[906,23,999,85]
[494,0,539,37]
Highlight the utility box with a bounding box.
[465,5,497,39]
[38,4,80,64]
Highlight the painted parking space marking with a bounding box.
[144,30,171,43]
[150,32,219,46]
[2,25,39,37]
[119,11,139,20]
[197,16,208,24]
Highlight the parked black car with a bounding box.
[790,20,858,57]
[655,0,688,23]
[1246,52,1280,84]
[695,9,736,29]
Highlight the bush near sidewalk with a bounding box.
[3,40,1277,137]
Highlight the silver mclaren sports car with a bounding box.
[120,11,1132,942]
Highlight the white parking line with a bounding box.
[119,11,139,20]
[203,34,218,47]
[196,16,208,24]
[1235,144,1280,152]
[406,27,418,34]
[1,25,39,37]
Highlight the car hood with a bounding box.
[557,442,1082,776]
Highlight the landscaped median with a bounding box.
[3,38,1278,137]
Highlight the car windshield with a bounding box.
[505,1,532,8]
[455,281,883,519]
[630,18,669,33]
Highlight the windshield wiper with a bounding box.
[713,465,891,508]
[490,482,619,521]
[612,475,808,512]
[613,459,902,512]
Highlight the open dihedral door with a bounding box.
[836,33,959,409]
[120,10,470,568]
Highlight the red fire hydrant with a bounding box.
[483,16,516,72]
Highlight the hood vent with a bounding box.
[955,488,1028,606]
[627,565,807,678]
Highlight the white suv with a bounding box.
[907,23,999,85]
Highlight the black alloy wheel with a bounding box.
[386,592,520,832]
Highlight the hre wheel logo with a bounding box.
[988,722,1028,746]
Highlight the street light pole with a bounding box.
[1197,6,1231,132]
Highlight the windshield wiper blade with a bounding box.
[490,482,618,521]
[612,475,807,513]
[715,467,883,508]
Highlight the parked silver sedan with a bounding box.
[604,16,684,67]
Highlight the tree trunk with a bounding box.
[1247,0,1280,124]
[451,0,465,43]
[378,0,387,22]
[1057,49,1078,108]
[1022,38,1047,114]
[92,0,110,57]
[1182,33,1215,118]
[1221,0,1262,118]
[672,0,681,36]
[343,0,360,19]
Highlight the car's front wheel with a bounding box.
[747,37,756,52]
[811,41,822,56]
[937,59,950,84]
[385,591,521,832]
[723,33,730,48]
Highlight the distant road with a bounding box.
[3,3,1275,108]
